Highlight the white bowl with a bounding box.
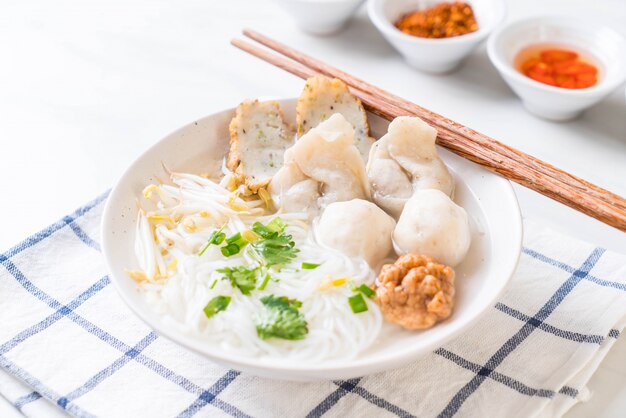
[368,0,506,73]
[273,0,365,35]
[101,99,522,381]
[487,16,626,121]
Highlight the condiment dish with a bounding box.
[101,98,522,381]
[368,0,506,73]
[487,16,626,121]
[273,0,365,35]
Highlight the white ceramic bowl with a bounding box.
[101,99,522,380]
[487,16,626,121]
[368,0,506,73]
[273,0,365,35]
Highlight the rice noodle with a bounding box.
[133,170,382,362]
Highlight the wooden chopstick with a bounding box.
[242,29,626,213]
[231,35,626,232]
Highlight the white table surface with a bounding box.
[1,0,624,416]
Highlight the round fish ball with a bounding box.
[316,199,396,267]
[393,189,470,266]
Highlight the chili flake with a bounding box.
[394,2,479,39]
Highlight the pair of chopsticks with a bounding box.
[231,30,626,232]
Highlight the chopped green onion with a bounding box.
[301,262,320,270]
[258,272,271,291]
[209,279,218,289]
[266,217,287,233]
[226,232,241,243]
[213,233,226,245]
[251,222,272,238]
[226,232,248,247]
[198,225,227,256]
[203,295,231,318]
[348,293,368,314]
[221,243,241,257]
[219,232,248,257]
[356,284,376,298]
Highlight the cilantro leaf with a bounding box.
[217,266,258,295]
[260,294,302,310]
[251,238,298,267]
[250,221,299,267]
[255,295,308,340]
[256,309,308,340]
[203,296,231,318]
[258,272,271,291]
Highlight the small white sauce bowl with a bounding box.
[273,0,365,35]
[487,16,626,121]
[368,0,506,73]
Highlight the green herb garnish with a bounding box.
[209,279,218,289]
[251,222,272,238]
[260,294,302,310]
[198,225,226,256]
[266,217,287,233]
[203,295,231,318]
[356,284,376,298]
[251,237,298,267]
[301,262,320,270]
[348,293,368,314]
[220,232,249,257]
[226,232,248,247]
[256,295,308,340]
[251,216,286,236]
[221,244,239,257]
[217,266,258,295]
[258,272,271,291]
[250,218,299,267]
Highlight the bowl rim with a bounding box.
[101,99,523,376]
[368,0,507,46]
[487,15,626,97]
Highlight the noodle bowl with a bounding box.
[102,96,522,379]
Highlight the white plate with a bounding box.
[101,98,522,381]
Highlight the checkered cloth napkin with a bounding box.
[1,192,625,418]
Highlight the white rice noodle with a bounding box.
[133,170,383,362]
